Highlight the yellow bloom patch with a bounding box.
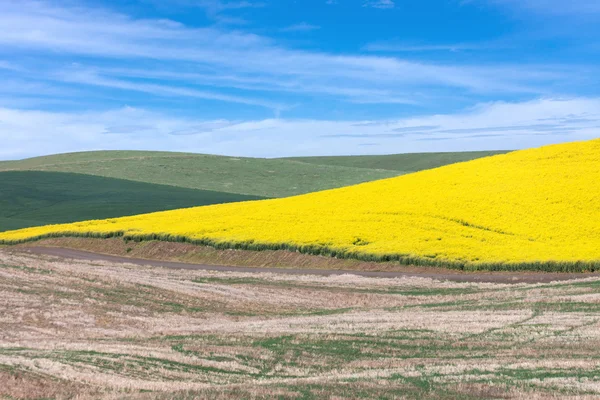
[2,138,600,268]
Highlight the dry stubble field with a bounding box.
[2,249,600,399]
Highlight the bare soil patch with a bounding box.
[10,237,598,283]
[2,248,600,398]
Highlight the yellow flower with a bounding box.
[2,138,600,269]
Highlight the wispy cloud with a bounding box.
[191,0,264,12]
[168,120,236,136]
[364,42,487,53]
[0,1,267,59]
[0,60,18,70]
[437,123,569,134]
[281,22,321,32]
[56,67,286,110]
[477,0,600,16]
[58,65,419,105]
[363,0,395,9]
[1,98,598,159]
[319,98,600,143]
[392,125,440,132]
[154,0,265,23]
[0,0,583,113]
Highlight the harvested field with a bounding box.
[2,249,600,399]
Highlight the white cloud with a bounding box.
[0,0,573,108]
[478,0,600,16]
[281,23,321,32]
[150,0,264,24]
[191,0,263,12]
[84,66,420,105]
[0,1,266,59]
[190,0,265,24]
[363,0,395,9]
[0,60,18,70]
[1,98,598,159]
[55,67,286,110]
[364,42,487,52]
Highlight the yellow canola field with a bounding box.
[2,138,600,267]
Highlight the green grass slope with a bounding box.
[284,150,510,172]
[0,151,399,198]
[0,171,264,232]
[0,150,508,198]
[0,150,510,232]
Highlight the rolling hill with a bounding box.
[284,150,508,172]
[0,151,398,198]
[0,149,507,233]
[1,139,597,270]
[0,150,508,198]
[0,171,263,232]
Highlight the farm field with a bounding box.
[0,150,507,233]
[2,248,600,399]
[0,171,264,232]
[3,1,595,399]
[284,150,507,172]
[1,139,597,270]
[0,150,507,198]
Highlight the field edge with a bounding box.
[6,237,458,275]
[3,232,599,273]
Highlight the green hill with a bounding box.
[0,171,264,232]
[0,150,509,198]
[0,150,509,232]
[284,150,510,172]
[0,151,399,198]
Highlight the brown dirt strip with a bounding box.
[13,245,598,284]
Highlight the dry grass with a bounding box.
[17,237,596,281]
[16,237,455,273]
[2,248,600,399]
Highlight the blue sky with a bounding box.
[0,0,599,158]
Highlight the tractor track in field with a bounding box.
[12,246,598,284]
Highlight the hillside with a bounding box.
[0,171,263,232]
[0,150,504,198]
[1,139,598,270]
[285,150,509,172]
[0,150,504,232]
[0,151,398,198]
